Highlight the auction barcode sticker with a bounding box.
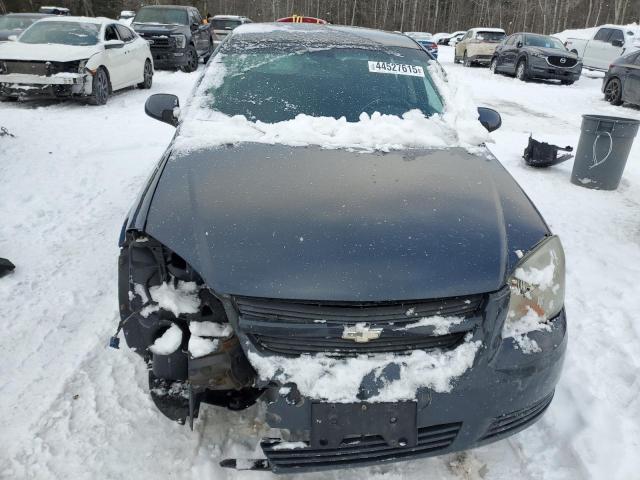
[368,61,425,77]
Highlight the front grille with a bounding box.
[236,295,483,326]
[481,392,554,440]
[547,56,577,68]
[1,60,78,76]
[262,422,461,471]
[249,331,466,356]
[147,36,175,49]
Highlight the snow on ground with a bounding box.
[1,45,640,479]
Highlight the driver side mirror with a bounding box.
[516,41,523,48]
[104,39,124,49]
[145,94,180,127]
[611,39,624,47]
[8,35,17,41]
[477,107,502,132]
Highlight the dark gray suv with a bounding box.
[491,33,582,85]
[115,24,567,473]
[132,5,215,72]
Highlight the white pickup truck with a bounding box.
[565,24,640,71]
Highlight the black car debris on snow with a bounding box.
[114,23,567,473]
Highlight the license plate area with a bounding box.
[311,402,417,449]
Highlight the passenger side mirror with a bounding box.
[611,39,624,47]
[145,94,180,127]
[516,41,523,48]
[104,39,124,49]
[477,107,502,132]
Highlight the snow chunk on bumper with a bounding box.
[135,281,200,318]
[247,336,481,403]
[149,323,183,356]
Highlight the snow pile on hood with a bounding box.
[134,280,200,318]
[234,23,326,35]
[247,335,481,403]
[400,315,464,335]
[149,324,183,356]
[173,57,489,154]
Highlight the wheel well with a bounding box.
[98,66,113,93]
[570,49,578,55]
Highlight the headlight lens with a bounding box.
[506,235,565,328]
[530,51,546,58]
[171,34,186,49]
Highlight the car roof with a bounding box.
[232,23,421,49]
[139,5,192,10]
[213,15,248,19]
[5,13,52,17]
[38,16,114,25]
[469,27,505,33]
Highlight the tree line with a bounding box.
[1,0,638,36]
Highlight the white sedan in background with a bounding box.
[0,16,153,105]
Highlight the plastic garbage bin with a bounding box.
[571,114,639,190]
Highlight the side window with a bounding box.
[609,29,624,44]
[104,24,120,41]
[594,28,611,42]
[193,10,202,23]
[505,35,515,46]
[116,25,133,42]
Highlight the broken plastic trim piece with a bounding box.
[523,135,573,168]
[220,458,270,471]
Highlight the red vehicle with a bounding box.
[276,15,327,24]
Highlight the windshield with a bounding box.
[524,34,565,49]
[134,8,188,25]
[206,46,443,123]
[476,31,505,42]
[213,19,242,30]
[19,21,99,46]
[0,16,39,30]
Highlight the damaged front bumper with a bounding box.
[0,72,92,98]
[228,289,567,473]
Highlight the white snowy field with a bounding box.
[1,45,640,480]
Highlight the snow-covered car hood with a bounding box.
[0,41,100,62]
[142,143,550,301]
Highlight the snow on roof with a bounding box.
[212,15,248,19]
[469,27,505,33]
[38,16,114,25]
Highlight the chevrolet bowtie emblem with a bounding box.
[342,324,383,343]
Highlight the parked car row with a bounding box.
[0,5,255,104]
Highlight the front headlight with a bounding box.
[530,51,546,58]
[505,236,565,333]
[77,59,88,73]
[171,34,186,49]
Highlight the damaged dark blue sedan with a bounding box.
[115,23,567,473]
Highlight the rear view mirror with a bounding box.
[611,39,624,47]
[105,39,124,49]
[477,107,502,132]
[145,93,180,127]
